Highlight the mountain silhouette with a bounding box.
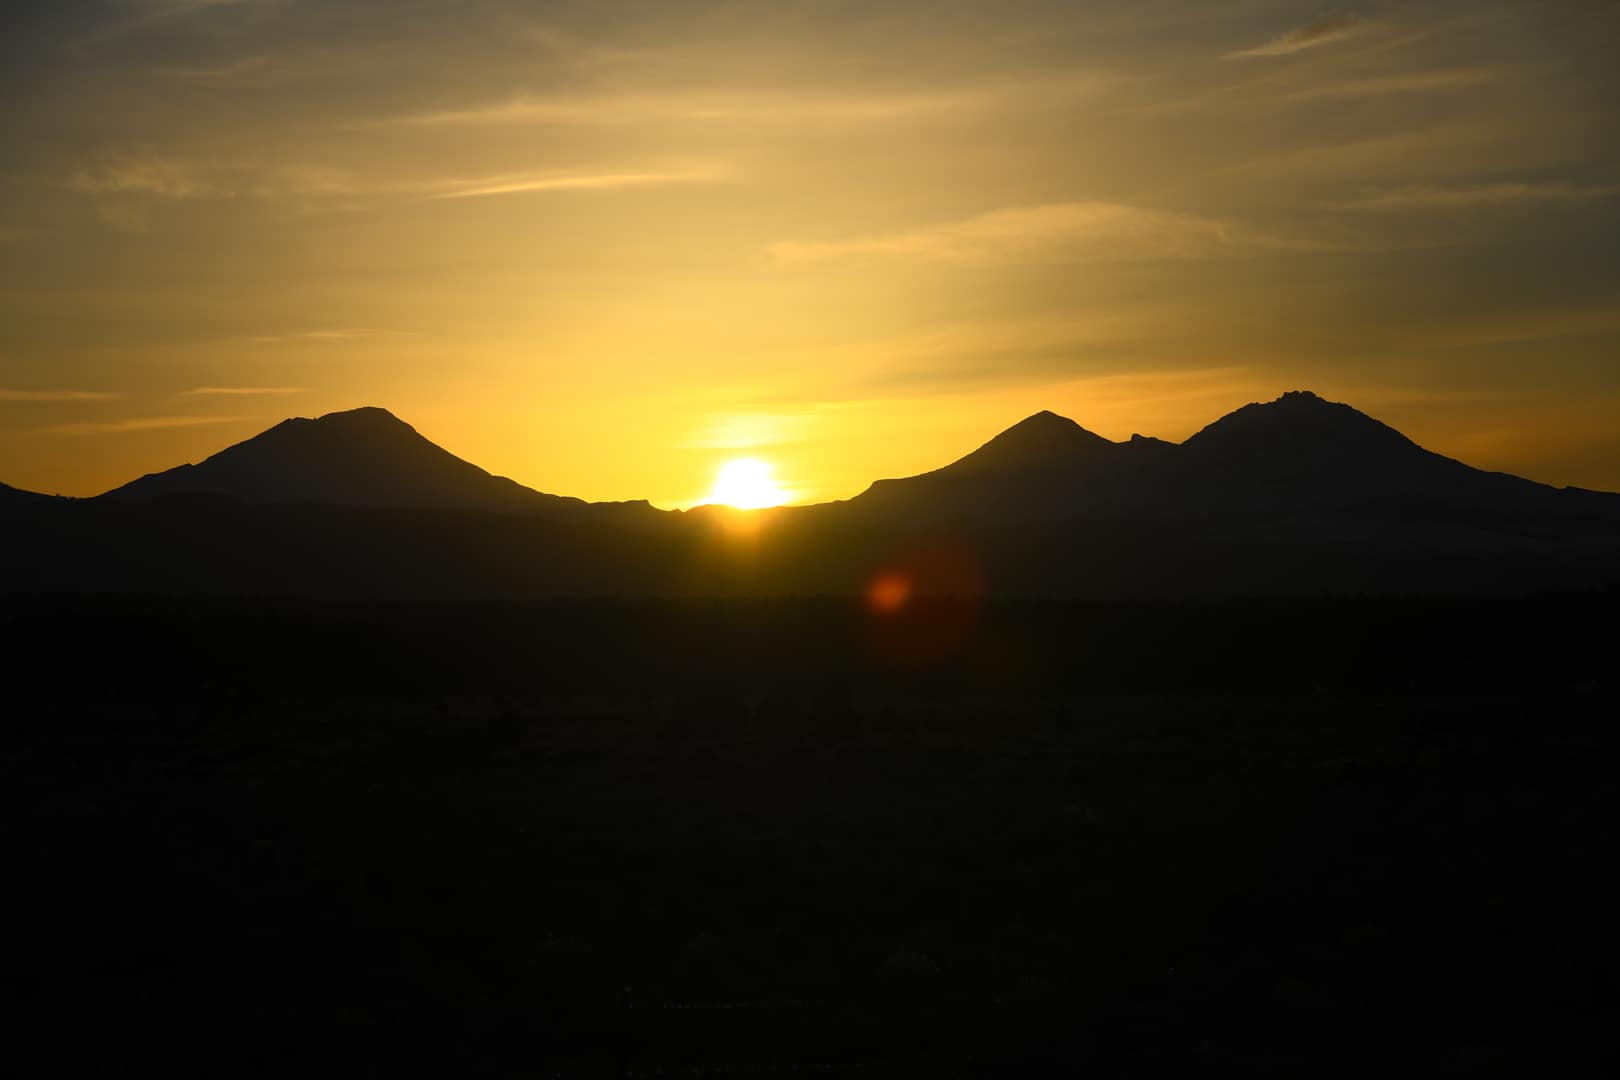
[7,391,1619,600]
[1172,389,1555,512]
[1,481,52,502]
[847,408,1147,522]
[100,406,647,518]
[943,410,1115,475]
[846,390,1611,526]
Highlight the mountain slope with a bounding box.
[1,481,53,503]
[942,410,1116,475]
[100,406,620,517]
[842,390,1614,526]
[846,410,1149,523]
[1171,389,1553,513]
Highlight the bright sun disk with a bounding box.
[705,457,786,509]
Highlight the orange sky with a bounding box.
[2,1,1618,504]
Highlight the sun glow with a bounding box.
[704,457,787,509]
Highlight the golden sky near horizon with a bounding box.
[2,0,1619,505]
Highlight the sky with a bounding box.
[2,0,1618,505]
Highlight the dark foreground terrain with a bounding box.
[5,592,1616,1072]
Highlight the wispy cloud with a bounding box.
[769,202,1247,266]
[159,55,272,84]
[1275,67,1502,102]
[1138,61,1505,119]
[79,0,255,48]
[246,327,416,343]
[1,389,122,402]
[71,156,380,204]
[184,386,307,396]
[403,89,992,129]
[1335,181,1620,211]
[70,153,226,232]
[425,170,715,200]
[1225,12,1365,60]
[1214,122,1493,184]
[71,155,223,199]
[45,415,243,435]
[68,154,717,217]
[127,0,249,16]
[1405,295,1620,350]
[738,309,1193,402]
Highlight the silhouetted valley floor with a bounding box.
[6,593,1616,1071]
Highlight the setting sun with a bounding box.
[704,458,787,510]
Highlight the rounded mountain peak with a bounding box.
[1183,390,1420,461]
[261,406,420,446]
[310,406,413,429]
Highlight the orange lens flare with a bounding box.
[861,541,985,669]
[865,573,912,615]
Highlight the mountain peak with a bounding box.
[945,410,1115,475]
[270,406,414,436]
[101,406,590,516]
[315,405,408,425]
[1184,390,1416,455]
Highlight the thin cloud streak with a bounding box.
[1276,67,1503,102]
[247,328,417,343]
[1335,182,1620,211]
[77,0,254,48]
[2,389,123,402]
[403,89,994,129]
[1141,66,1503,117]
[769,202,1246,266]
[185,386,308,396]
[744,309,1211,403]
[158,55,273,83]
[67,157,719,211]
[1405,296,1620,350]
[71,155,223,199]
[1137,64,1506,119]
[426,170,715,200]
[1225,12,1365,60]
[45,416,243,435]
